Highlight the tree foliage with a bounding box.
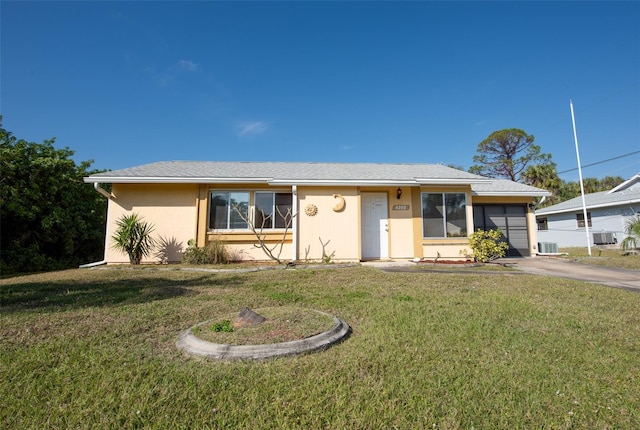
[470,128,551,181]
[0,119,107,273]
[470,130,628,208]
[519,159,625,208]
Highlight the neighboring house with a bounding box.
[536,173,640,249]
[84,161,549,264]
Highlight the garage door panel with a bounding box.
[474,204,530,257]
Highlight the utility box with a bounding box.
[538,242,559,254]
[593,232,616,245]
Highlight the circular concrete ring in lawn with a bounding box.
[176,309,351,361]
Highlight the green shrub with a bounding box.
[621,215,640,251]
[468,229,509,262]
[209,320,234,332]
[111,213,156,265]
[181,238,230,265]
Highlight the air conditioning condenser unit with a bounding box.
[538,242,559,254]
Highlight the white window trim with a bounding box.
[421,192,468,239]
[208,189,293,232]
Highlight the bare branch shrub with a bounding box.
[232,205,297,264]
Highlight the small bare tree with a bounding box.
[319,237,336,264]
[233,204,297,264]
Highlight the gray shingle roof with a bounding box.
[85,160,549,196]
[470,178,550,196]
[536,174,640,215]
[88,160,483,181]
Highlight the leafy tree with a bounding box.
[469,128,552,181]
[521,161,561,190]
[0,118,107,273]
[595,176,626,191]
[521,161,563,206]
[111,213,156,264]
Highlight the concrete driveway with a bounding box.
[498,257,640,292]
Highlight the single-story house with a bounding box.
[535,173,640,249]
[84,161,550,264]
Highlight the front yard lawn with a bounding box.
[2,266,639,428]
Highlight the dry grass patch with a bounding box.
[560,247,640,270]
[192,306,335,345]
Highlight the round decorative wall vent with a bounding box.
[305,204,318,216]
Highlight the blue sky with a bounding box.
[2,1,639,181]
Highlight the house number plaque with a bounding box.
[393,205,410,210]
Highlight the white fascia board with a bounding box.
[268,179,420,186]
[270,178,488,187]
[85,176,491,187]
[472,191,551,197]
[535,198,640,216]
[416,178,491,185]
[83,176,273,184]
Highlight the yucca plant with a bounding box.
[111,213,156,264]
[621,215,640,251]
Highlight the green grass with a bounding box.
[560,247,640,270]
[2,266,639,429]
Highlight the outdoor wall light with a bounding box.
[396,188,403,200]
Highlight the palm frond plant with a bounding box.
[111,213,156,264]
[621,215,640,252]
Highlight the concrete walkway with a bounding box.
[497,257,640,292]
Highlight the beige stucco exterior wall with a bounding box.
[101,182,539,264]
[104,183,198,264]
[297,186,360,261]
[206,232,293,262]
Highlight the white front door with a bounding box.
[361,193,389,260]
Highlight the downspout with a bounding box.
[93,182,115,200]
[79,182,114,268]
[79,260,107,268]
[292,185,298,262]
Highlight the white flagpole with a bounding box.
[570,99,592,256]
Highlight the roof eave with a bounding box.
[415,178,491,185]
[84,176,273,184]
[85,177,489,186]
[472,191,551,197]
[535,198,640,216]
[268,179,421,186]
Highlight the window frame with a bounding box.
[576,212,592,228]
[254,191,293,230]
[208,190,293,232]
[208,191,250,231]
[421,192,468,239]
[537,217,548,231]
